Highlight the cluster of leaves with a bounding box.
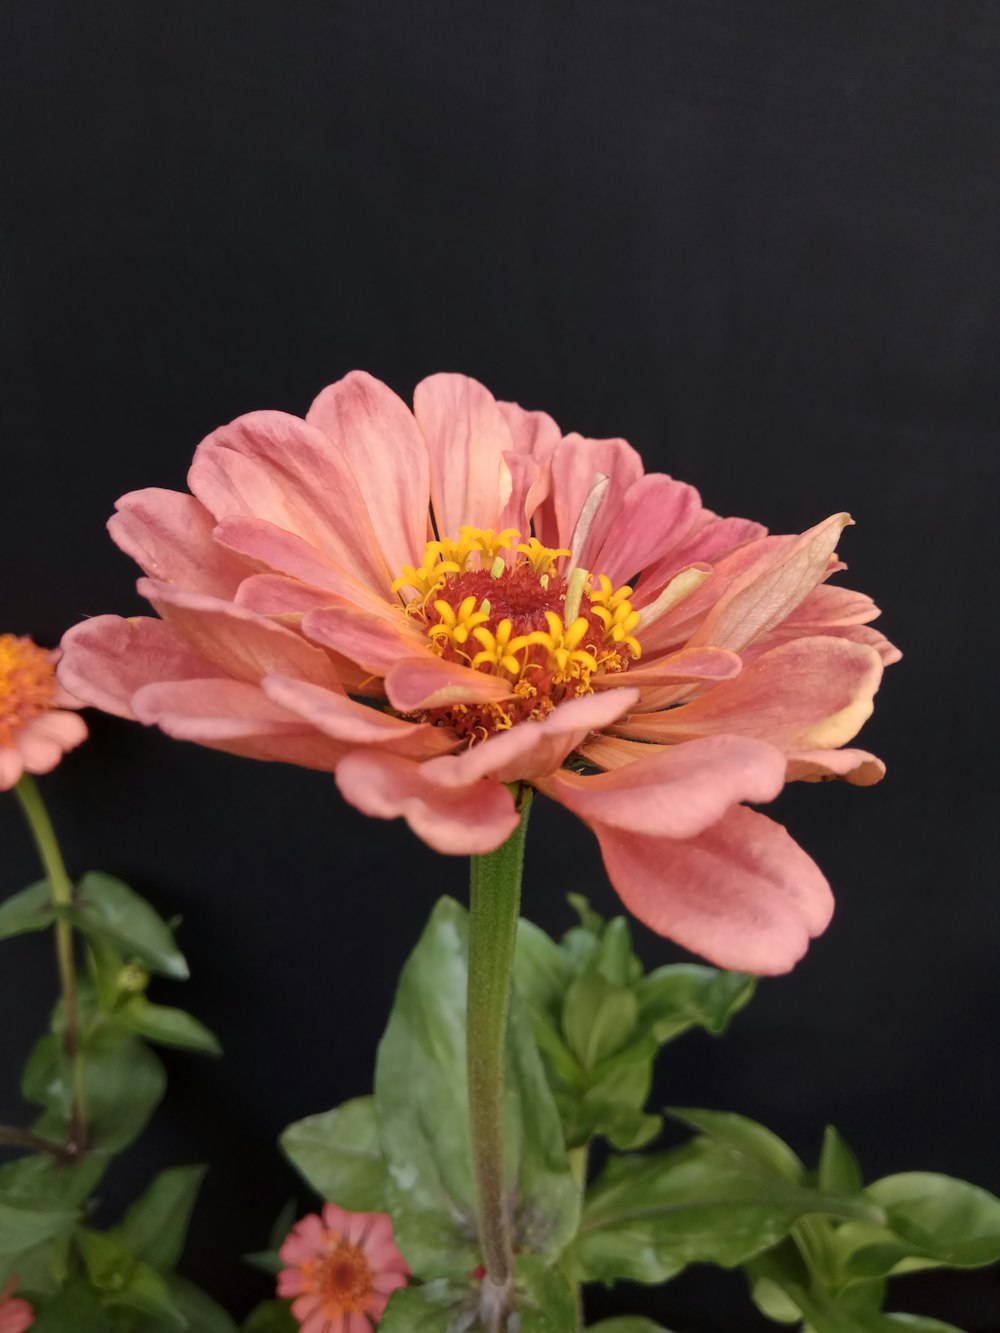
[0,871,234,1330]
[273,896,1000,1332]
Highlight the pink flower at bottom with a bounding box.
[277,1203,410,1331]
[0,1279,34,1333]
[0,635,87,791]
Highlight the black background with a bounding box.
[2,3,999,1329]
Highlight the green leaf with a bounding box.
[588,1321,678,1332]
[0,1150,108,1211]
[576,1141,884,1285]
[241,1300,297,1332]
[818,1125,864,1196]
[563,974,638,1071]
[374,897,578,1278]
[590,917,643,988]
[280,1097,388,1211]
[668,1108,805,1183]
[161,1276,240,1332]
[31,1279,115,1332]
[0,1196,76,1253]
[635,965,755,1043]
[73,873,189,979]
[567,892,605,934]
[119,996,222,1056]
[114,1164,206,1273]
[26,1027,166,1153]
[379,1281,479,1332]
[516,1255,576,1331]
[77,1227,185,1326]
[0,879,57,939]
[866,1172,1000,1267]
[514,919,574,1024]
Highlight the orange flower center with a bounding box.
[0,635,56,748]
[301,1234,374,1317]
[392,528,642,744]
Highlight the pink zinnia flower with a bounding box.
[60,372,898,973]
[277,1203,410,1330]
[0,1279,34,1333]
[0,635,87,790]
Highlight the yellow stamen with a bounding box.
[428,596,490,651]
[515,536,571,575]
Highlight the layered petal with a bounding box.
[303,606,427,676]
[384,655,515,712]
[585,804,834,974]
[109,488,248,597]
[262,675,457,758]
[335,750,519,854]
[592,473,702,587]
[414,373,513,536]
[306,370,431,576]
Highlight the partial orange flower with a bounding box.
[0,1278,34,1333]
[59,372,898,973]
[277,1202,409,1331]
[0,635,87,790]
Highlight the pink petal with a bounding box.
[302,606,427,675]
[591,646,742,691]
[60,616,223,720]
[539,735,786,838]
[341,1315,369,1333]
[321,1201,351,1236]
[592,473,702,587]
[108,488,248,597]
[688,513,852,652]
[637,513,767,596]
[16,728,70,774]
[384,655,515,712]
[549,434,644,564]
[234,574,341,618]
[139,579,342,688]
[189,412,390,591]
[783,581,882,626]
[0,746,25,791]
[787,748,886,786]
[335,751,519,855]
[587,804,834,974]
[299,1311,331,1333]
[276,1268,306,1296]
[422,688,640,787]
[577,734,667,771]
[498,451,548,533]
[262,676,456,758]
[132,679,346,770]
[497,400,562,459]
[307,371,431,577]
[616,637,883,752]
[24,710,88,750]
[413,373,514,537]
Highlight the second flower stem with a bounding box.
[467,789,533,1330]
[14,774,87,1151]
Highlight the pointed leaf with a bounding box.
[120,997,222,1056]
[635,965,756,1043]
[165,1275,240,1332]
[114,1164,207,1272]
[30,1279,114,1332]
[0,879,57,939]
[562,974,638,1071]
[818,1125,864,1196]
[280,1097,387,1211]
[669,1107,805,1182]
[73,873,188,978]
[0,1197,76,1253]
[374,897,578,1278]
[866,1171,1000,1267]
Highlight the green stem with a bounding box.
[14,775,87,1149]
[467,788,533,1330]
[566,1145,589,1328]
[0,1123,76,1163]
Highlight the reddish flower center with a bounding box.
[303,1234,373,1316]
[0,635,56,748]
[391,528,641,744]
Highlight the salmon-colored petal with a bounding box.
[784,581,882,627]
[109,488,248,597]
[498,451,546,533]
[413,373,513,536]
[549,434,644,564]
[586,804,834,974]
[335,750,519,855]
[234,574,339,619]
[593,474,702,587]
[59,616,225,720]
[636,513,767,599]
[307,370,431,577]
[539,735,786,837]
[787,748,886,786]
[189,412,390,591]
[384,655,515,712]
[0,746,26,790]
[761,619,902,667]
[262,676,457,757]
[139,579,342,688]
[577,733,667,770]
[302,605,426,675]
[15,728,64,774]
[689,513,852,652]
[423,688,640,787]
[591,646,742,691]
[276,1269,306,1296]
[616,637,883,752]
[132,679,346,770]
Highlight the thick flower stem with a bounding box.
[14,775,87,1151]
[467,789,533,1330]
